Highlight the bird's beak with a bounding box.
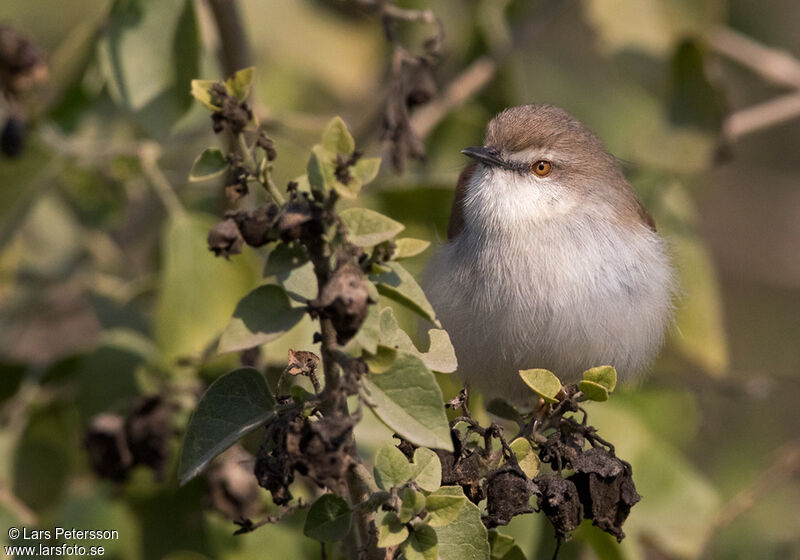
[461,146,506,168]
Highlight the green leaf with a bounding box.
[98,0,200,136]
[398,488,426,523]
[508,438,540,478]
[671,226,729,376]
[378,308,456,373]
[225,66,254,101]
[354,303,380,354]
[425,488,467,528]
[393,237,431,259]
[190,79,221,110]
[578,380,610,402]
[403,525,438,560]
[362,352,453,451]
[179,367,275,485]
[582,365,617,392]
[486,400,522,424]
[518,368,561,403]
[307,145,327,193]
[364,345,398,374]
[373,262,438,324]
[189,148,228,182]
[321,116,355,156]
[304,494,352,542]
[218,285,306,354]
[412,447,442,492]
[340,207,405,247]
[434,487,489,560]
[374,445,413,490]
[377,512,409,548]
[489,531,527,560]
[264,244,318,301]
[155,213,259,363]
[350,157,381,186]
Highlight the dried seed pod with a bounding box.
[205,445,261,521]
[208,218,244,258]
[535,474,583,539]
[277,200,322,242]
[229,204,280,247]
[312,261,371,345]
[0,26,48,95]
[125,396,175,479]
[484,466,537,528]
[84,414,134,483]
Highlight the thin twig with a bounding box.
[139,143,185,219]
[410,56,497,138]
[709,26,800,90]
[701,440,800,558]
[723,91,800,140]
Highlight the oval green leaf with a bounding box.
[361,352,453,451]
[393,237,430,259]
[399,488,426,523]
[374,445,413,490]
[403,525,438,560]
[578,379,610,402]
[179,367,276,485]
[425,487,467,528]
[224,67,254,101]
[373,262,438,324]
[155,213,259,363]
[321,116,355,156]
[218,284,306,354]
[518,368,561,403]
[304,493,352,542]
[377,512,409,548]
[434,487,489,560]
[508,438,540,479]
[189,148,227,182]
[412,447,442,492]
[340,207,405,247]
[582,365,617,392]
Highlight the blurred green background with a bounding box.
[1,0,800,558]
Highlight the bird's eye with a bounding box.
[531,160,552,177]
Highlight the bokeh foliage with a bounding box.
[2,0,800,559]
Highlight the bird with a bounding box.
[423,104,675,407]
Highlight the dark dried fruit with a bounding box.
[0,26,48,95]
[255,416,297,505]
[286,412,355,489]
[84,414,134,483]
[568,447,641,541]
[277,200,322,242]
[485,466,537,527]
[205,445,261,521]
[208,218,244,258]
[312,261,370,345]
[256,131,277,161]
[125,396,174,479]
[1,116,25,157]
[229,204,280,247]
[535,474,583,539]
